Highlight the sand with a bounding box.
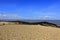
[0,25,60,40]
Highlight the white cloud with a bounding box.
[0,14,24,20]
[43,16,57,20]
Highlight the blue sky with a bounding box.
[0,0,60,20]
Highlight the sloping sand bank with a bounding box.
[0,25,60,40]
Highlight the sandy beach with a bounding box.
[0,25,60,40]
